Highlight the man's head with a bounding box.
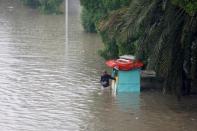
[103,70,107,75]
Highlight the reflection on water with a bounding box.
[0,0,197,131]
[116,93,140,112]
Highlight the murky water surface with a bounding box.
[0,0,196,131]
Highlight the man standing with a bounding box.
[100,71,115,87]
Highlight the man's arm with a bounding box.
[108,75,115,80]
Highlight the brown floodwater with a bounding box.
[0,0,196,131]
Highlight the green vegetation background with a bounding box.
[80,0,197,96]
[20,0,64,14]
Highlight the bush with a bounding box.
[20,0,40,8]
[81,7,102,32]
[20,0,64,14]
[80,0,131,32]
[171,0,197,15]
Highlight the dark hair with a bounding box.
[103,70,107,73]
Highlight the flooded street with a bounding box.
[0,0,196,131]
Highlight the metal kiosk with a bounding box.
[108,55,142,93]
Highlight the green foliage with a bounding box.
[20,0,64,14]
[98,38,119,59]
[80,0,133,59]
[39,0,64,14]
[97,0,154,59]
[20,0,40,8]
[80,0,131,32]
[101,0,131,11]
[171,0,197,15]
[81,8,96,32]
